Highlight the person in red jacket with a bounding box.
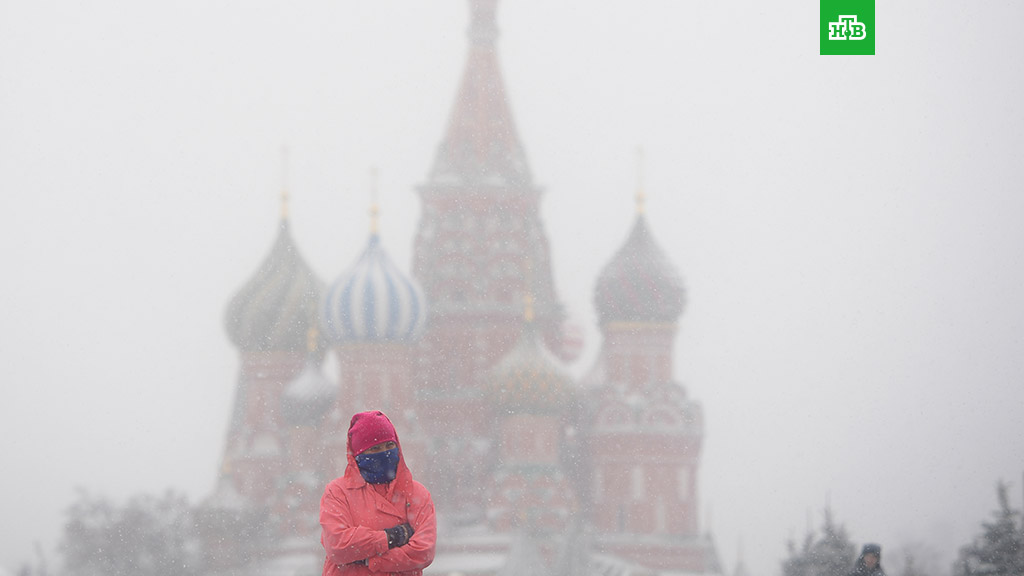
[320,411,436,576]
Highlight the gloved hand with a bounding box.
[384,523,415,548]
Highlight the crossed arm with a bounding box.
[320,485,436,573]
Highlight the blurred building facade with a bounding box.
[203,1,721,575]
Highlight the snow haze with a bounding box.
[2,1,1023,574]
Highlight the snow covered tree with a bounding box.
[953,482,1024,576]
[60,489,200,576]
[783,508,857,576]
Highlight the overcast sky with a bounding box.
[2,1,1023,574]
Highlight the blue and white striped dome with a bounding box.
[321,234,426,342]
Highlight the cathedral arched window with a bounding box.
[678,466,690,501]
[654,503,667,532]
[631,466,645,500]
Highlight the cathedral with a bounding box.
[201,1,721,575]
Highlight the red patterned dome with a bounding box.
[594,214,685,326]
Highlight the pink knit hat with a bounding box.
[348,411,398,456]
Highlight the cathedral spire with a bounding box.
[635,146,646,215]
[280,146,290,221]
[427,0,530,185]
[411,0,566,477]
[469,0,499,45]
[369,166,380,235]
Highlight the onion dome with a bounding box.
[490,322,571,414]
[321,234,426,342]
[225,220,325,352]
[594,214,685,326]
[282,359,335,425]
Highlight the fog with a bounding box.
[2,0,1023,574]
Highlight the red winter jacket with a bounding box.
[320,429,436,576]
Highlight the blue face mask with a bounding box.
[355,448,400,484]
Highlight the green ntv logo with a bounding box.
[821,0,875,55]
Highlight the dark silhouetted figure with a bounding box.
[850,543,886,576]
